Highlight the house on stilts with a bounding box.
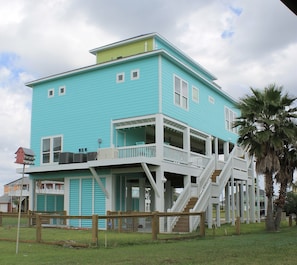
[20,33,261,232]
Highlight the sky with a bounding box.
[0,0,296,195]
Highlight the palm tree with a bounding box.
[274,133,297,230]
[234,84,297,231]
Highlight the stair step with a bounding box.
[172,197,198,232]
[211,170,221,182]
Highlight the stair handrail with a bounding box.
[198,154,215,195]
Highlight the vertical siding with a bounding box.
[69,179,80,227]
[37,195,45,211]
[94,178,106,229]
[81,178,92,227]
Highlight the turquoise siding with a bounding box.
[69,177,106,228]
[36,194,64,211]
[31,57,160,165]
[161,57,238,143]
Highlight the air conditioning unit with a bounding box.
[97,148,118,159]
[87,152,97,161]
[73,153,87,163]
[59,152,74,164]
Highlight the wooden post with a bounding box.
[0,212,2,226]
[36,214,42,243]
[92,215,98,246]
[152,211,159,240]
[199,212,205,237]
[289,215,292,227]
[118,211,122,232]
[235,216,240,235]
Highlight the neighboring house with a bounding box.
[21,33,259,231]
[2,177,64,213]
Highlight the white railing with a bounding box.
[117,144,156,159]
[36,188,64,195]
[163,145,188,164]
[189,153,210,168]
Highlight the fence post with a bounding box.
[92,214,98,246]
[199,212,205,237]
[0,212,2,227]
[289,215,292,227]
[36,214,42,243]
[152,211,159,240]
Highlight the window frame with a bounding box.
[208,96,215,104]
[174,75,188,110]
[131,69,140,80]
[225,107,237,133]
[192,86,199,103]
[48,88,54,98]
[116,72,125,83]
[41,135,63,165]
[59,86,66,96]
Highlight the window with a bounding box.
[41,136,62,164]
[59,86,66,95]
[208,96,215,104]
[116,72,125,83]
[225,107,237,133]
[48,89,54,98]
[131,69,139,80]
[192,86,199,103]
[174,75,188,110]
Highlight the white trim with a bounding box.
[173,74,189,110]
[192,86,199,103]
[48,88,54,98]
[130,69,139,80]
[59,85,66,96]
[40,135,63,165]
[116,72,125,83]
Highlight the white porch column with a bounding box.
[214,137,219,168]
[155,167,165,232]
[225,182,230,223]
[223,141,230,161]
[183,126,190,163]
[139,177,146,227]
[139,178,145,212]
[126,182,132,211]
[205,136,212,156]
[246,180,250,224]
[236,181,240,218]
[250,159,256,222]
[240,181,244,222]
[216,204,221,227]
[256,174,261,222]
[155,114,164,160]
[208,201,213,229]
[29,178,35,211]
[231,175,235,225]
[105,174,113,212]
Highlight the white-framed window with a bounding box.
[208,96,215,104]
[116,72,125,83]
[131,69,139,80]
[59,86,66,96]
[192,86,199,103]
[48,88,54,98]
[225,107,237,133]
[174,75,188,110]
[41,135,62,164]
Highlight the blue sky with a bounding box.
[0,0,296,194]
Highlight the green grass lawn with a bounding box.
[1,222,297,265]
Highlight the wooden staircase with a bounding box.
[172,197,198,232]
[211,170,221,182]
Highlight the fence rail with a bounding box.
[0,211,205,247]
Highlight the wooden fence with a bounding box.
[0,211,205,247]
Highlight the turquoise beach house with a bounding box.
[23,33,259,231]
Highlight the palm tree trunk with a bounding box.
[274,179,288,231]
[265,172,275,231]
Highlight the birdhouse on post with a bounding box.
[15,147,35,165]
